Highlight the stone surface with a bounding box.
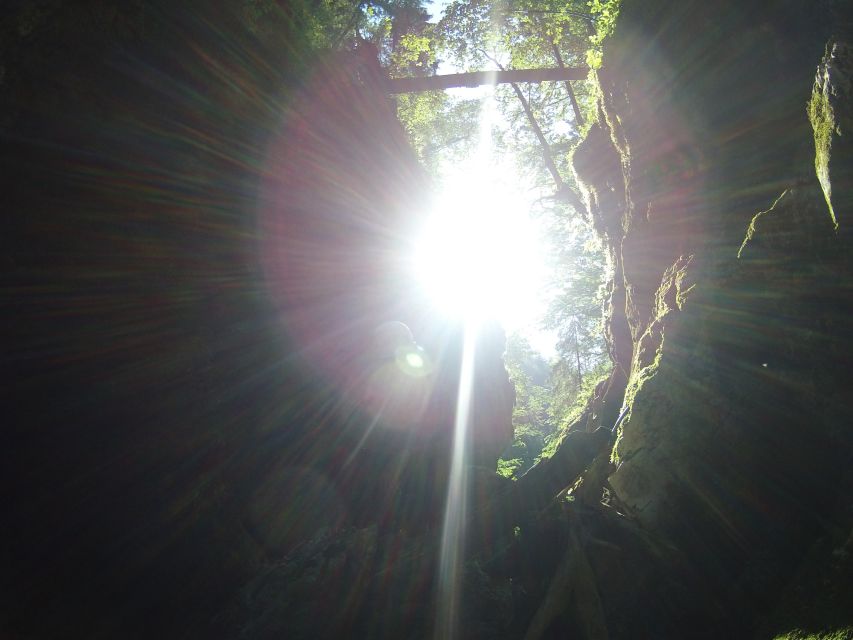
[549,1,853,635]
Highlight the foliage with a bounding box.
[586,0,622,69]
[430,0,597,192]
[542,212,608,407]
[537,363,609,460]
[497,457,524,478]
[496,324,610,477]
[517,201,610,437]
[497,334,557,478]
[242,0,434,60]
[394,32,434,66]
[396,92,482,169]
[242,0,356,50]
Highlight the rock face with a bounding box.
[525,0,853,636]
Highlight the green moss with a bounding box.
[737,188,792,258]
[773,629,853,640]
[808,68,839,229]
[586,0,622,70]
[612,330,663,464]
[611,256,694,463]
[536,368,611,462]
[496,457,522,479]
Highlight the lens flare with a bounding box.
[413,91,549,333]
[435,319,477,639]
[434,78,498,640]
[405,352,425,369]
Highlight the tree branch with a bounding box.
[504,72,565,191]
[550,42,584,128]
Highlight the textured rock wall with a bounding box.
[559,0,853,634]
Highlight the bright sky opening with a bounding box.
[413,91,557,355]
[425,0,451,23]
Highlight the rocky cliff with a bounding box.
[518,1,853,637]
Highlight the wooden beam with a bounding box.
[386,66,589,93]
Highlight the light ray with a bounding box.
[435,318,477,639]
[412,83,550,336]
[434,72,497,640]
[343,397,389,468]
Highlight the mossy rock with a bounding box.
[809,40,853,228]
[772,629,853,640]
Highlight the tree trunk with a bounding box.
[505,78,564,191]
[550,42,584,128]
[574,320,583,387]
[386,66,588,93]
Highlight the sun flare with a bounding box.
[413,99,549,333]
[417,88,556,639]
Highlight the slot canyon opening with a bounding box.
[409,86,610,482]
[404,83,612,637]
